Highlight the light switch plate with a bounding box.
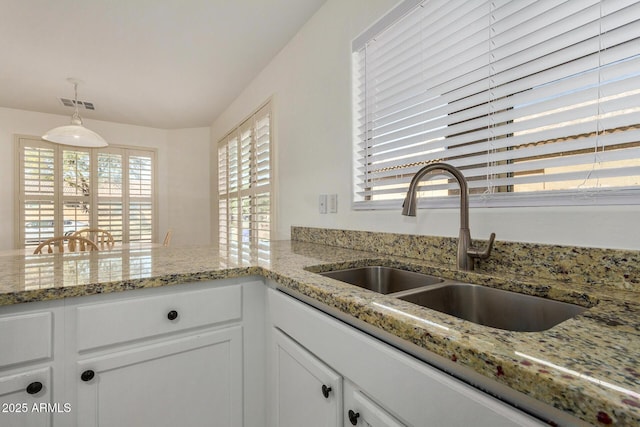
[328,194,337,213]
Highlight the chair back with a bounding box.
[72,228,115,249]
[163,229,173,247]
[33,236,99,254]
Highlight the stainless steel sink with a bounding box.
[318,266,444,294]
[315,265,587,331]
[397,283,587,332]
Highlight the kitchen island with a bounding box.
[0,237,638,426]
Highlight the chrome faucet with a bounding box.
[402,162,495,271]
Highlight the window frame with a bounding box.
[351,0,640,210]
[14,135,158,248]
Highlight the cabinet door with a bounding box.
[75,327,242,427]
[269,289,545,427]
[272,328,342,427]
[0,367,52,427]
[343,381,405,427]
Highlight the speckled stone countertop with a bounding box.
[0,239,639,426]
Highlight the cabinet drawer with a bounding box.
[0,312,52,367]
[76,284,241,351]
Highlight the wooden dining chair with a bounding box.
[33,236,99,254]
[163,229,173,247]
[72,228,115,249]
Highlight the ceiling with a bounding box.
[0,0,327,129]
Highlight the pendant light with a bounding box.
[42,78,108,148]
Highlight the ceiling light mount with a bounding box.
[42,78,107,148]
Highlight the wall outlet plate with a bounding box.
[319,194,327,214]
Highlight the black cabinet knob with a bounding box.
[348,409,360,425]
[26,382,43,395]
[167,310,178,320]
[81,370,95,382]
[321,384,332,398]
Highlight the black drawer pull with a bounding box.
[26,382,43,395]
[321,384,332,398]
[348,409,360,425]
[167,310,178,321]
[81,370,95,382]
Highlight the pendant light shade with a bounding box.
[42,79,107,148]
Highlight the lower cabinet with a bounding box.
[272,327,404,427]
[343,381,405,427]
[65,278,263,427]
[0,278,266,427]
[272,329,342,427]
[268,288,545,427]
[2,278,573,426]
[75,327,242,427]
[0,367,53,427]
[0,301,62,427]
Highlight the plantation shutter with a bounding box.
[218,103,272,262]
[17,136,155,248]
[21,141,56,244]
[218,142,229,254]
[253,106,272,261]
[97,151,124,242]
[129,152,154,242]
[62,148,91,236]
[353,0,640,209]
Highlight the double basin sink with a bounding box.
[317,266,586,332]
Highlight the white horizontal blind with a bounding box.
[218,103,272,263]
[17,136,156,248]
[353,0,640,209]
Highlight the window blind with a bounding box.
[352,0,640,209]
[218,103,272,263]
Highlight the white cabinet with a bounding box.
[66,278,262,427]
[1,277,572,426]
[0,302,63,427]
[271,328,404,427]
[272,329,342,427]
[268,288,545,427]
[75,327,242,427]
[0,368,52,427]
[1,278,266,427]
[343,381,405,427]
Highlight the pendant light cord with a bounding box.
[71,82,82,125]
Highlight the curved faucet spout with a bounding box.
[401,162,494,271]
[402,163,469,230]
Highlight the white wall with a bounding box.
[0,107,211,250]
[209,0,640,251]
[166,127,211,247]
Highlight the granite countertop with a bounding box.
[0,240,638,426]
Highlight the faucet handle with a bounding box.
[467,233,496,260]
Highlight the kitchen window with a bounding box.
[352,0,640,210]
[217,102,272,262]
[17,136,156,248]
